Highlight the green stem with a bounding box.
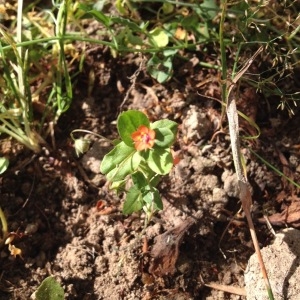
[0,36,114,50]
[70,129,113,144]
[55,0,73,117]
[17,0,32,140]
[219,0,228,121]
[219,1,227,87]
[249,149,300,189]
[0,35,206,53]
[0,122,41,153]
[0,206,8,241]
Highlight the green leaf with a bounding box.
[151,119,178,146]
[153,127,174,148]
[112,139,122,146]
[197,23,209,38]
[127,32,143,45]
[163,49,178,57]
[123,186,143,215]
[132,171,148,189]
[100,142,141,182]
[147,55,173,83]
[111,17,143,33]
[181,13,199,30]
[151,119,177,134]
[142,186,163,211]
[106,152,141,182]
[153,193,163,210]
[148,148,173,175]
[199,0,218,20]
[117,110,150,146]
[0,157,9,175]
[78,4,111,26]
[93,0,106,11]
[110,179,126,193]
[115,0,129,15]
[138,164,160,186]
[32,276,64,300]
[149,174,161,187]
[149,27,169,48]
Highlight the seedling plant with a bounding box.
[73,110,177,221]
[101,110,177,220]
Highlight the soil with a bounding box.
[1,46,300,300]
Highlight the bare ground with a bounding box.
[1,48,300,300]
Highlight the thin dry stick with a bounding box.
[226,46,274,300]
[119,54,146,113]
[205,282,246,296]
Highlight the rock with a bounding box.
[223,172,240,198]
[244,228,300,299]
[212,188,228,205]
[182,105,212,142]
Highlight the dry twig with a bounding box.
[226,46,274,299]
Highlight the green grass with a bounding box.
[0,0,298,161]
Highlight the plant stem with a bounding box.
[17,0,31,139]
[219,1,227,86]
[219,0,228,120]
[0,206,8,241]
[249,149,300,189]
[54,0,73,118]
[219,1,274,298]
[70,129,113,144]
[0,35,203,53]
[226,56,274,299]
[0,123,41,153]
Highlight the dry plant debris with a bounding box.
[149,214,201,277]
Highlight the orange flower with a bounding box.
[131,125,156,151]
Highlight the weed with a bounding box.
[226,0,300,115]
[0,0,79,152]
[73,110,177,222]
[79,1,220,82]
